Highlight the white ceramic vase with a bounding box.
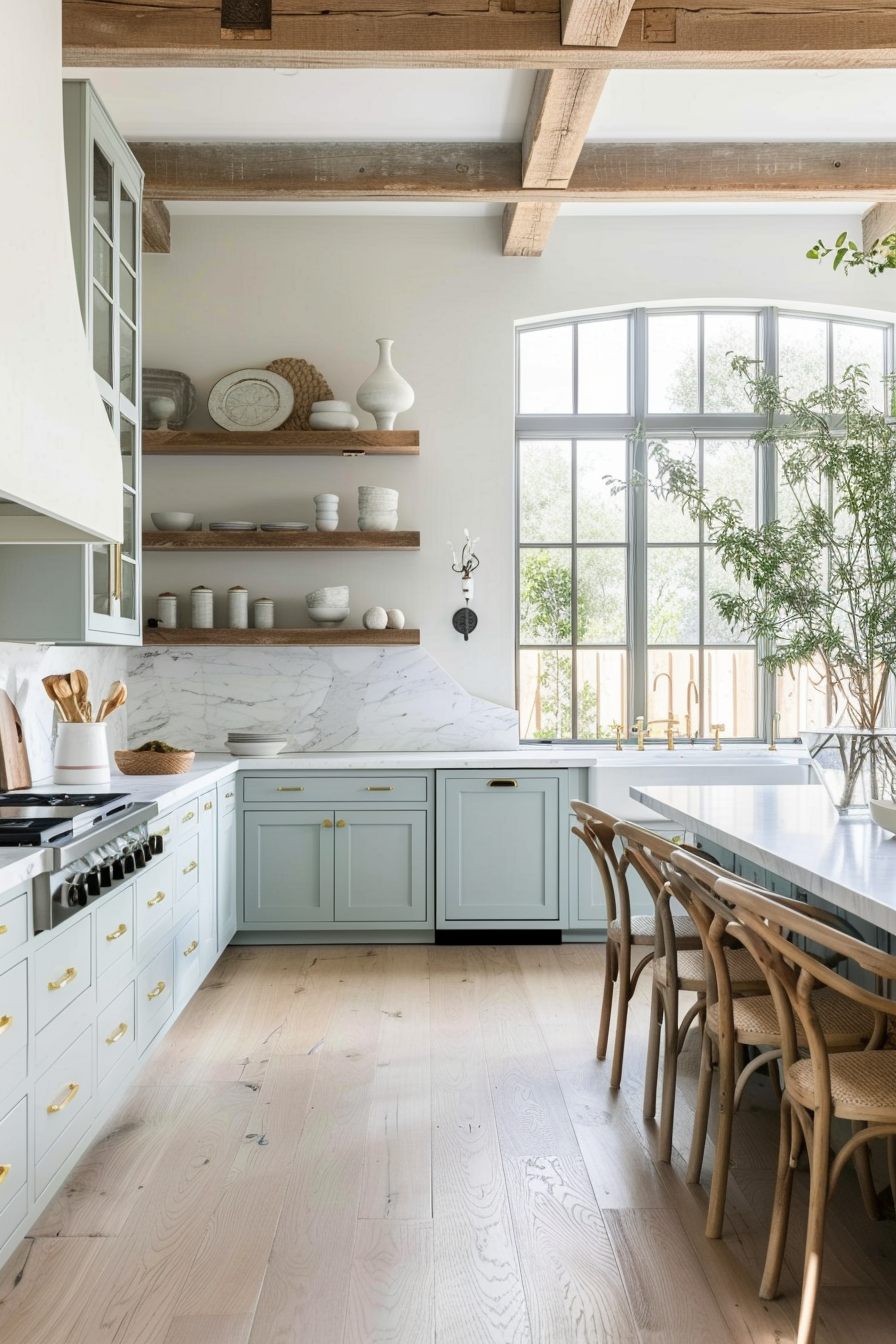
[356,339,414,431]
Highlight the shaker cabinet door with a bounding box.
[333,810,427,923]
[217,801,238,949]
[243,812,335,925]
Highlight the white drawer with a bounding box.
[0,959,27,1087]
[136,854,175,951]
[177,798,200,839]
[176,834,200,903]
[0,888,28,959]
[150,812,177,849]
[34,919,92,1034]
[175,913,202,1008]
[35,1026,93,1166]
[97,980,136,1084]
[137,942,174,1051]
[95,885,135,981]
[0,1097,27,1218]
[218,783,237,816]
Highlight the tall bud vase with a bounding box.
[356,338,414,431]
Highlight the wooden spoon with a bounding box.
[42,675,71,722]
[69,669,90,721]
[98,682,127,721]
[53,677,84,723]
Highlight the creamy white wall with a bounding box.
[142,211,895,708]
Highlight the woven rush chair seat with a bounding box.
[705,986,876,1049]
[609,913,700,946]
[786,1051,896,1121]
[653,945,767,994]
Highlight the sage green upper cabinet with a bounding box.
[0,81,143,644]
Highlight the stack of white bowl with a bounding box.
[226,731,288,757]
[309,400,359,430]
[306,585,350,627]
[358,486,399,532]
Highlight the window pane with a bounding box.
[647,649,701,736]
[577,548,626,644]
[648,442,699,543]
[120,319,134,402]
[648,547,699,643]
[703,439,755,524]
[833,322,885,411]
[775,659,831,738]
[120,417,135,488]
[93,144,112,237]
[577,317,629,413]
[577,650,627,740]
[519,441,571,543]
[520,549,572,645]
[703,648,756,739]
[519,649,572,740]
[778,316,827,400]
[648,313,698,413]
[703,313,757,412]
[577,439,627,543]
[120,186,136,269]
[93,285,112,384]
[704,548,749,644]
[519,325,573,413]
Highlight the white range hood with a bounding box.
[0,1,122,544]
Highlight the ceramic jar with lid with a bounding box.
[253,597,274,629]
[191,585,214,629]
[228,586,249,629]
[157,592,177,628]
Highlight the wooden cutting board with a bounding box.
[0,690,32,791]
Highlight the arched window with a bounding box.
[516,304,894,744]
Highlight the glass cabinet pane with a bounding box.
[92,285,113,384]
[120,319,135,402]
[121,559,137,621]
[120,417,135,487]
[122,492,135,558]
[120,186,136,268]
[93,227,112,296]
[93,144,112,237]
[120,262,135,322]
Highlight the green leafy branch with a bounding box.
[807,229,896,277]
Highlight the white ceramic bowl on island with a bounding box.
[869,799,896,834]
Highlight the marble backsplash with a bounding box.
[0,642,128,782]
[126,645,520,752]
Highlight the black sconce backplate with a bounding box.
[452,608,478,641]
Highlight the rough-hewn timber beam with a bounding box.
[562,0,636,47]
[63,2,896,69]
[862,201,896,249]
[503,202,562,257]
[131,140,896,203]
[142,199,171,254]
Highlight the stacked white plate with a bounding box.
[226,731,289,757]
[210,521,257,531]
[259,522,310,531]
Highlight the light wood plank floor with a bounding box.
[3,943,896,1344]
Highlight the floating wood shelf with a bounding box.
[143,530,420,551]
[143,429,419,456]
[143,627,420,647]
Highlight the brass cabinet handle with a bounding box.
[182,810,195,822]
[147,981,166,1001]
[0,1165,9,1186]
[113,542,123,602]
[182,860,198,875]
[106,923,127,942]
[321,819,333,828]
[277,786,305,792]
[204,801,213,811]
[0,925,7,936]
[48,967,77,991]
[0,1015,12,1035]
[225,791,234,799]
[183,940,199,957]
[47,1082,80,1114]
[487,779,518,788]
[155,826,170,838]
[105,1022,128,1045]
[336,819,346,828]
[366,786,394,792]
[147,891,166,908]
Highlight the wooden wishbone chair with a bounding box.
[667,849,880,1241]
[570,801,701,1088]
[613,822,767,1164]
[713,875,896,1344]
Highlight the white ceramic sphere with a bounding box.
[386,609,405,629]
[363,606,389,630]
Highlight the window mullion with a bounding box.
[630,308,649,730]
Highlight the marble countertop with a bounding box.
[632,783,896,937]
[0,846,53,894]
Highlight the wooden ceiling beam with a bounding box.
[503,202,562,257]
[862,201,896,249]
[562,0,636,47]
[63,2,896,69]
[132,140,896,202]
[142,199,171,254]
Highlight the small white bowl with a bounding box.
[307,606,350,627]
[152,511,194,531]
[869,799,896,834]
[307,586,349,607]
[358,513,398,532]
[309,412,360,431]
[311,400,352,413]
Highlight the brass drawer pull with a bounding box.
[182,810,195,823]
[321,819,333,828]
[487,779,519,788]
[47,1082,80,1114]
[0,1165,9,1186]
[336,819,346,828]
[277,786,305,792]
[182,860,198,875]
[48,967,77,991]
[204,801,213,811]
[183,940,199,957]
[155,826,171,838]
[0,925,7,936]
[147,981,166,1001]
[105,1022,128,1045]
[147,891,166,908]
[366,786,394,792]
[106,923,128,942]
[0,1015,12,1035]
[225,791,234,799]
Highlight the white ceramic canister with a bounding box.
[228,585,249,629]
[314,493,339,533]
[191,585,214,629]
[54,722,110,786]
[254,597,275,629]
[157,592,177,627]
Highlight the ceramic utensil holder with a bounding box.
[54,722,110,786]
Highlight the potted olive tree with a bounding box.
[647,358,896,813]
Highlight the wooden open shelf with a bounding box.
[143,627,420,647]
[144,530,420,552]
[143,429,419,456]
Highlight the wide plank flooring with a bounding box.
[3,943,896,1344]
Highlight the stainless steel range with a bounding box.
[0,789,162,932]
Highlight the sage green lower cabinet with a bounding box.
[216,784,238,950]
[243,811,335,925]
[333,811,427,922]
[437,771,567,927]
[198,790,218,974]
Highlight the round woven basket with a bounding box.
[114,750,195,776]
[266,358,334,430]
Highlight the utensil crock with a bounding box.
[54,722,110,785]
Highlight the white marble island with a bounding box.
[632,783,896,939]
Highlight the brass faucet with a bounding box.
[652,671,673,711]
[610,721,624,751]
[649,715,680,751]
[711,723,726,751]
[630,716,647,751]
[685,680,699,738]
[769,711,781,752]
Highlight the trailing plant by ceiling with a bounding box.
[807,229,896,276]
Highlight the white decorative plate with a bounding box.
[208,368,295,432]
[260,522,310,531]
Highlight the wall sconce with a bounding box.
[449,529,480,641]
